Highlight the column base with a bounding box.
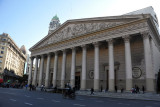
[94,79,99,91]
[70,79,75,88]
[61,80,65,88]
[52,80,56,88]
[45,79,49,88]
[109,79,115,92]
[126,79,132,91]
[38,81,42,87]
[32,79,37,86]
[80,80,86,90]
[146,78,155,92]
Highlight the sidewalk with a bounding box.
[76,90,160,101]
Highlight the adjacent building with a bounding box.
[28,6,160,92]
[0,33,26,82]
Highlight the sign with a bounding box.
[0,79,3,83]
[132,67,142,79]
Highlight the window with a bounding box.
[0,56,2,58]
[1,51,4,54]
[2,38,6,41]
[2,42,5,45]
[1,47,4,50]
[0,60,2,63]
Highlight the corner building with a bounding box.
[0,33,26,82]
[29,7,160,92]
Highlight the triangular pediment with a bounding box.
[30,14,146,51]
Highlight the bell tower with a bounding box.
[48,15,60,34]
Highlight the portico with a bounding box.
[28,8,160,92]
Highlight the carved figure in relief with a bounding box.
[99,23,106,29]
[73,24,84,35]
[86,23,95,32]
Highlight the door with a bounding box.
[75,72,80,90]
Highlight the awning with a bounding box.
[0,79,3,83]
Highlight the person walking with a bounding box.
[29,84,32,91]
[90,88,94,95]
[115,86,117,93]
[142,86,145,94]
[25,84,28,90]
[41,84,44,91]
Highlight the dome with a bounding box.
[20,45,27,55]
[51,15,59,21]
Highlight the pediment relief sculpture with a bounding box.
[37,21,125,48]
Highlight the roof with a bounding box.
[29,6,160,51]
[52,15,59,21]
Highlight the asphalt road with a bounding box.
[0,88,160,107]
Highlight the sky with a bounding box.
[0,0,160,54]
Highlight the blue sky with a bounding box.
[0,0,160,54]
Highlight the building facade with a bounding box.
[29,7,160,92]
[0,33,26,82]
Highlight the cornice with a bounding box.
[30,14,148,51]
[31,20,148,57]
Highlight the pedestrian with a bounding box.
[121,88,124,93]
[142,86,145,94]
[29,84,32,91]
[25,84,28,90]
[41,84,44,91]
[90,88,94,95]
[100,85,103,92]
[136,86,140,94]
[115,86,117,93]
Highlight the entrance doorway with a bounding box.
[49,68,53,87]
[105,66,118,90]
[75,72,80,90]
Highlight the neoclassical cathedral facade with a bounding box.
[28,6,160,92]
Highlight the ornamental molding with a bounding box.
[140,30,150,39]
[106,39,113,45]
[31,22,148,56]
[122,35,131,43]
[37,22,124,49]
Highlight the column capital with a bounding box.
[40,54,44,58]
[106,39,113,45]
[141,31,150,39]
[62,49,66,53]
[35,56,39,60]
[47,53,51,57]
[54,51,58,55]
[122,35,130,43]
[71,47,76,50]
[92,42,99,47]
[81,44,87,48]
[30,56,34,60]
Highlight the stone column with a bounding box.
[80,45,87,90]
[93,42,100,91]
[123,35,133,91]
[107,39,115,91]
[141,31,154,92]
[33,56,38,86]
[70,47,76,88]
[45,53,51,88]
[61,49,66,88]
[38,55,44,87]
[28,57,34,85]
[52,51,58,88]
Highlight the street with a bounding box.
[0,88,160,107]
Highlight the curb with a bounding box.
[76,94,160,102]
